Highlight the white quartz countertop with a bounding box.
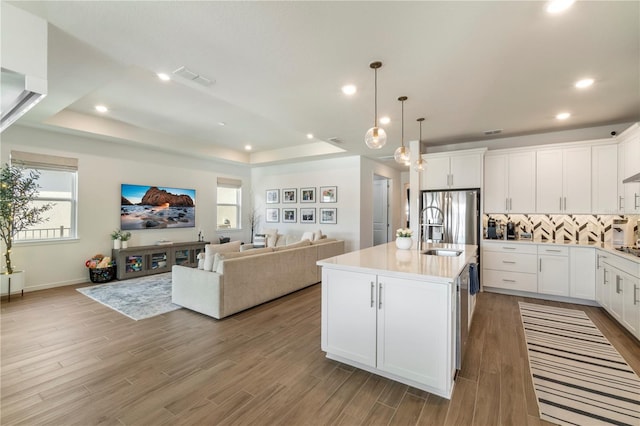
[317,242,478,284]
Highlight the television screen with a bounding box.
[121,184,196,230]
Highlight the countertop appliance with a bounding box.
[506,221,516,240]
[615,247,640,257]
[612,218,628,248]
[487,218,498,239]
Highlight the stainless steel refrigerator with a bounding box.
[420,189,480,246]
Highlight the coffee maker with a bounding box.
[506,221,517,240]
[612,218,627,248]
[487,218,499,239]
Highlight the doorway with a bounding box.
[373,175,389,246]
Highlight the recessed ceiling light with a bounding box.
[556,112,571,120]
[546,0,575,14]
[218,122,226,126]
[157,73,170,81]
[379,116,390,125]
[341,84,357,95]
[307,133,314,139]
[575,78,594,89]
[244,145,252,151]
[95,105,108,113]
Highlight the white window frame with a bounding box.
[216,178,242,231]
[11,151,78,242]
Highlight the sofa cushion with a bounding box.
[215,247,273,273]
[203,254,215,271]
[205,240,241,256]
[311,237,337,245]
[301,231,314,242]
[273,240,311,251]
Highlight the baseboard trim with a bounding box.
[483,286,599,307]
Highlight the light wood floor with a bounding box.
[2,283,639,426]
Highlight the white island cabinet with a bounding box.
[318,242,477,399]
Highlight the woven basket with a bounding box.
[89,266,116,283]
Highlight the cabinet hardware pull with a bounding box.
[564,197,567,211]
[509,198,512,211]
[505,198,508,211]
[559,197,562,211]
[546,249,562,253]
[502,260,516,264]
[635,193,640,209]
[604,269,608,284]
[370,282,374,308]
[378,284,383,309]
[539,259,542,272]
[502,279,516,283]
[634,285,639,305]
[502,247,516,250]
[616,276,621,294]
[619,196,624,210]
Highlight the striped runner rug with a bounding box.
[519,302,640,426]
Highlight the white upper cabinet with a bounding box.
[618,124,640,214]
[536,147,591,213]
[484,151,536,213]
[591,144,620,214]
[422,150,484,190]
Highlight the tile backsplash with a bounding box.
[483,214,640,245]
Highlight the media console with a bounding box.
[112,241,208,280]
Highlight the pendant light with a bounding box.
[414,118,425,172]
[364,61,387,149]
[394,96,411,164]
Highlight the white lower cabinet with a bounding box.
[482,242,538,292]
[538,246,570,297]
[570,247,596,300]
[601,253,640,340]
[322,268,455,397]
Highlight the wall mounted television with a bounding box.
[121,184,196,230]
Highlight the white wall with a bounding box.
[1,125,251,291]
[251,156,363,251]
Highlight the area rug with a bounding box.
[519,302,640,426]
[77,272,180,320]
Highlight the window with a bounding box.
[217,177,241,230]
[11,151,78,241]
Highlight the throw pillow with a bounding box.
[263,228,278,247]
[203,253,215,271]
[301,231,314,242]
[313,229,324,241]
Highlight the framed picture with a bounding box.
[300,208,316,224]
[300,187,316,203]
[266,189,279,204]
[282,208,297,223]
[282,188,297,203]
[320,208,337,224]
[266,208,279,223]
[320,186,337,203]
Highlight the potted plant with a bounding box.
[0,163,53,298]
[120,231,132,249]
[110,230,122,249]
[395,228,413,250]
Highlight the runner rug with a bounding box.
[518,302,640,426]
[77,272,180,320]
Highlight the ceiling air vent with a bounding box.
[483,129,503,136]
[173,66,214,87]
[327,137,344,144]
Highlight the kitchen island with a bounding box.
[317,241,477,399]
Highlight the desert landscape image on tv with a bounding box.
[121,184,196,230]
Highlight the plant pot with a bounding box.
[113,239,121,250]
[1,270,25,299]
[395,237,413,250]
[121,240,128,249]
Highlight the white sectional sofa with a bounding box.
[172,239,344,319]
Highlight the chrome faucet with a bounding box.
[418,205,444,252]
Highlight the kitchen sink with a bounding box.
[422,249,463,257]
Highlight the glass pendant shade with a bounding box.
[365,126,387,149]
[394,146,410,163]
[414,158,425,172]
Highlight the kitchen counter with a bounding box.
[317,241,478,284]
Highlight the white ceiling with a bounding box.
[6,1,640,168]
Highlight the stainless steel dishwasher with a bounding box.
[456,263,470,370]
